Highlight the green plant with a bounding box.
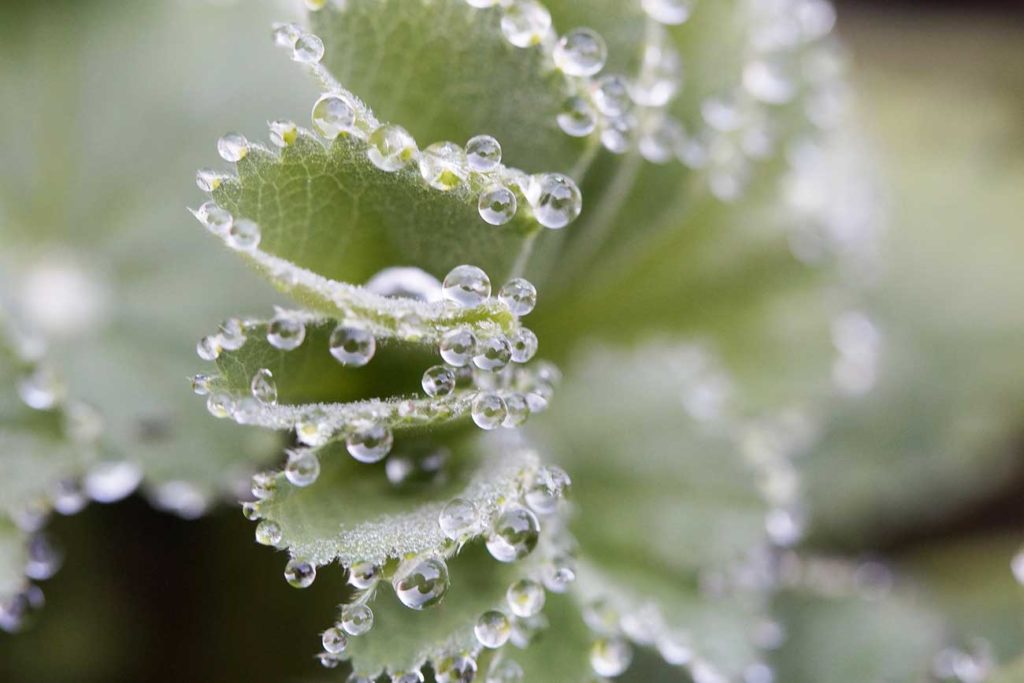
[1,0,1022,681]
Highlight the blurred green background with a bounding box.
[0,0,1022,681]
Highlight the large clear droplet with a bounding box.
[558,96,598,137]
[348,561,381,589]
[506,578,545,617]
[368,124,417,171]
[500,1,551,48]
[341,604,374,636]
[293,33,325,63]
[475,610,511,649]
[346,422,393,463]
[226,219,261,251]
[393,556,450,610]
[329,325,376,367]
[502,393,531,427]
[366,267,442,302]
[439,328,477,367]
[509,328,538,363]
[478,186,518,226]
[498,278,537,316]
[528,174,582,229]
[285,450,321,487]
[255,520,282,546]
[553,28,607,77]
[284,558,316,588]
[251,368,278,404]
[312,94,356,139]
[422,365,456,397]
[272,22,302,48]
[419,142,467,191]
[486,506,540,562]
[439,498,479,540]
[267,315,306,350]
[322,626,348,654]
[442,265,491,307]
[466,135,502,172]
[472,393,508,430]
[473,336,512,372]
[217,133,248,162]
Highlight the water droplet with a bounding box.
[267,315,306,350]
[366,267,441,301]
[442,265,490,307]
[196,201,233,235]
[251,472,277,500]
[473,336,512,372]
[422,365,457,397]
[639,116,686,164]
[498,279,536,317]
[557,96,598,138]
[466,135,502,172]
[196,335,221,362]
[248,368,277,405]
[269,120,298,147]
[392,673,425,683]
[509,329,538,364]
[601,114,636,154]
[195,168,222,192]
[285,450,321,487]
[329,325,376,366]
[255,520,282,546]
[590,636,633,677]
[348,561,381,589]
[528,173,582,229]
[25,534,62,580]
[526,465,571,514]
[322,626,348,654]
[419,141,467,191]
[293,33,325,63]
[554,28,607,77]
[593,75,631,117]
[296,410,332,446]
[272,22,302,48]
[542,553,576,592]
[1012,548,1024,586]
[436,654,477,683]
[368,124,417,171]
[472,393,508,430]
[478,185,518,226]
[226,218,261,251]
[475,610,511,649]
[487,658,523,683]
[217,133,248,162]
[502,393,530,427]
[765,507,805,547]
[284,558,316,588]
[346,422,393,463]
[312,94,356,139]
[486,506,539,562]
[17,366,65,410]
[217,318,246,351]
[642,0,694,25]
[393,556,449,610]
[53,479,87,516]
[339,603,374,636]
[506,578,545,617]
[84,461,143,503]
[439,328,477,367]
[439,498,479,540]
[501,1,551,48]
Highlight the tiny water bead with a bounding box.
[439,498,479,540]
[478,185,518,226]
[272,22,302,48]
[528,173,582,229]
[502,393,530,428]
[296,410,331,447]
[196,201,232,235]
[506,579,545,617]
[284,558,317,588]
[17,366,65,410]
[422,365,456,398]
[329,325,376,366]
[269,119,298,147]
[486,506,540,562]
[293,32,325,63]
[558,96,598,137]
[366,267,442,302]
[348,561,381,590]
[475,610,512,649]
[346,422,393,463]
[472,393,508,430]
[554,28,608,77]
[487,659,524,683]
[542,554,576,593]
[195,168,222,192]
[312,94,356,139]
[601,114,636,154]
[196,336,220,362]
[639,116,686,164]
[642,0,695,25]
[368,124,418,172]
[251,368,278,404]
[500,0,551,48]
[341,604,374,635]
[593,75,632,117]
[285,449,321,487]
[255,520,282,546]
[590,637,634,677]
[436,654,478,683]
[473,336,512,372]
[218,318,246,351]
[509,329,538,363]
[227,219,261,251]
[442,265,491,307]
[498,278,537,317]
[525,465,572,514]
[419,141,468,191]
[466,135,502,172]
[217,132,248,162]
[393,556,450,610]
[251,472,277,500]
[322,626,348,654]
